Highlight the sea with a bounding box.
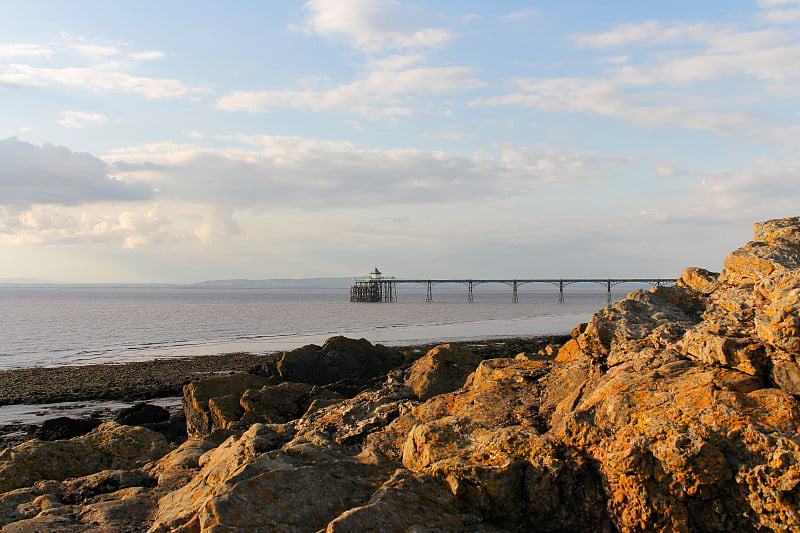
[0,284,634,371]
[0,284,635,426]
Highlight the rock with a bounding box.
[291,377,416,447]
[0,422,170,494]
[325,469,502,532]
[34,416,100,441]
[183,373,268,439]
[0,469,159,532]
[570,285,705,367]
[677,266,720,295]
[553,360,800,532]
[405,343,485,400]
[239,381,316,424]
[148,424,393,532]
[7,218,800,531]
[114,402,170,426]
[144,411,188,445]
[277,336,403,386]
[772,358,800,395]
[147,438,218,490]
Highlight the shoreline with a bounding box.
[0,335,569,407]
[0,335,569,449]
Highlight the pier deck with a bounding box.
[350,278,677,303]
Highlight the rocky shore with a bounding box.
[0,338,561,448]
[3,217,800,532]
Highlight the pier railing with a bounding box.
[349,278,677,303]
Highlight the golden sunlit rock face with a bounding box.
[3,217,800,532]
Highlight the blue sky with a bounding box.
[1,0,799,282]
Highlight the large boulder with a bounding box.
[405,343,485,400]
[277,336,404,386]
[183,373,268,439]
[184,375,348,440]
[0,422,170,494]
[114,402,170,426]
[34,416,100,441]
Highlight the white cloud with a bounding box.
[571,20,729,48]
[599,55,630,64]
[0,137,153,208]
[758,0,800,6]
[71,43,119,59]
[476,78,766,135]
[481,15,800,140]
[0,44,53,58]
[57,110,109,128]
[194,209,240,244]
[105,136,626,209]
[0,63,210,99]
[129,51,166,61]
[366,53,426,70]
[760,8,800,23]
[217,66,485,116]
[302,0,454,52]
[0,205,176,249]
[688,158,800,215]
[502,9,539,22]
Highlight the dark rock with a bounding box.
[34,416,100,441]
[144,411,188,444]
[114,402,170,426]
[277,336,404,386]
[248,362,278,379]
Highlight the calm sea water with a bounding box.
[0,286,624,370]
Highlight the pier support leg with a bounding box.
[467,281,474,302]
[426,281,433,302]
[607,280,612,304]
[559,281,564,304]
[512,281,518,303]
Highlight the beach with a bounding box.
[0,335,569,448]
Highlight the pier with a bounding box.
[349,268,676,304]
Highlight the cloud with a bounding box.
[106,136,626,209]
[475,78,766,135]
[0,138,153,208]
[687,158,800,215]
[0,63,210,99]
[70,43,119,59]
[571,20,729,48]
[0,36,206,100]
[57,110,109,128]
[0,205,176,248]
[302,0,454,52]
[479,15,800,139]
[129,51,166,61]
[193,209,240,244]
[217,65,485,116]
[0,44,53,58]
[758,0,800,6]
[502,9,539,22]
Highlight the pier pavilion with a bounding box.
[350,268,676,303]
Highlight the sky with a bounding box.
[1,0,799,283]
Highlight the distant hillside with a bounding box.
[191,278,352,289]
[0,278,353,289]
